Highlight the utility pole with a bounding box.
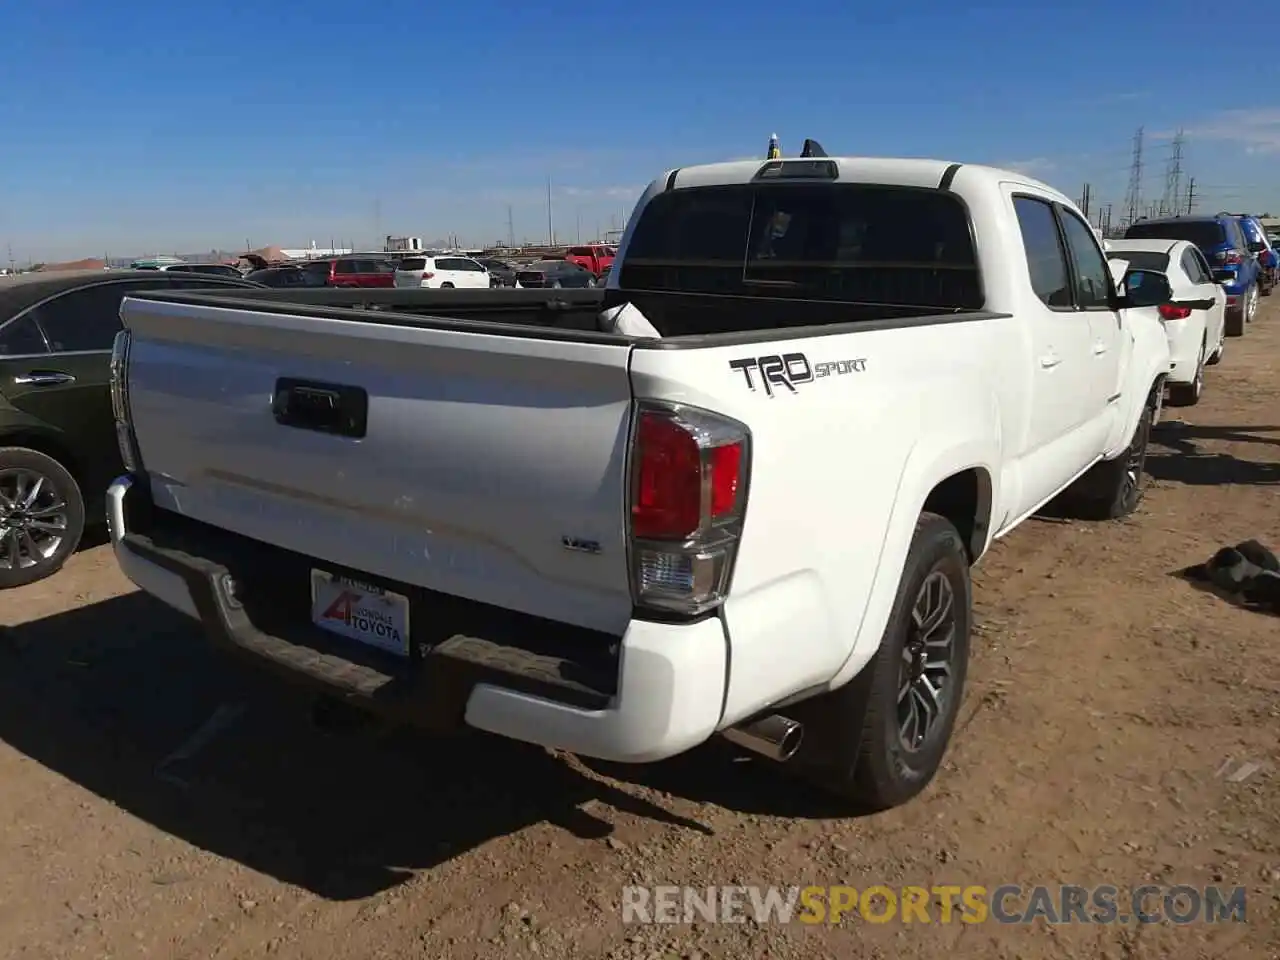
[1123,126,1144,228]
[1080,183,1091,218]
[1159,129,1185,216]
[506,204,515,248]
[1185,177,1197,215]
[373,198,382,253]
[546,177,554,246]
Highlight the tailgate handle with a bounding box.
[272,378,368,438]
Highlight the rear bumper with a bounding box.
[107,475,727,763]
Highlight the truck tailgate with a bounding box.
[120,296,636,635]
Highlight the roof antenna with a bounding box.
[800,139,827,158]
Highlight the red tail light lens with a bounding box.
[1217,251,1244,266]
[633,413,702,539]
[1158,303,1192,321]
[629,403,750,615]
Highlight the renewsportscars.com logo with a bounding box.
[621,884,1248,926]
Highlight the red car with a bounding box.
[563,245,615,277]
[314,256,397,288]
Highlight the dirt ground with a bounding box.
[2,307,1278,960]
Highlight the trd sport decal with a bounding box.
[728,353,867,397]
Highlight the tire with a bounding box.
[787,512,971,812]
[0,447,85,589]
[1076,390,1156,521]
[1167,342,1205,407]
[1225,303,1246,337]
[440,282,455,289]
[1246,284,1258,322]
[551,281,562,289]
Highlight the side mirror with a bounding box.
[1121,268,1173,309]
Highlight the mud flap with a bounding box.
[784,658,879,791]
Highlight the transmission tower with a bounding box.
[1159,129,1185,216]
[1123,126,1144,227]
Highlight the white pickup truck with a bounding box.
[106,155,1171,810]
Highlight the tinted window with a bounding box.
[352,260,381,273]
[29,282,150,352]
[1190,247,1213,283]
[623,183,981,308]
[1060,210,1112,309]
[460,258,486,271]
[189,264,241,277]
[334,260,356,274]
[303,261,331,279]
[1225,220,1247,251]
[567,247,592,257]
[1125,220,1225,250]
[398,258,428,271]
[165,264,193,272]
[1239,220,1266,251]
[1013,197,1072,308]
[0,316,48,356]
[1180,248,1208,283]
[1111,250,1170,273]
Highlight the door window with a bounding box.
[334,260,356,275]
[28,282,156,352]
[1013,197,1072,309]
[0,316,49,356]
[1059,209,1113,309]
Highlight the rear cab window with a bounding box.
[617,181,982,336]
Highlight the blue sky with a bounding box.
[2,0,1278,261]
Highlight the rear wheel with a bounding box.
[0,447,85,589]
[1225,302,1246,337]
[440,282,455,289]
[787,513,971,811]
[1167,342,1205,406]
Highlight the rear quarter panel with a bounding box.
[629,315,1014,726]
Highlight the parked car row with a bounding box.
[1103,211,1274,408]
[243,244,617,292]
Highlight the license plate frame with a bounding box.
[309,569,410,658]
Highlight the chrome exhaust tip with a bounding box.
[722,714,804,763]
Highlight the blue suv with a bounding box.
[1236,215,1277,296]
[1124,213,1261,335]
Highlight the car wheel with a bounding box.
[440,282,454,289]
[786,512,971,812]
[1225,301,1246,337]
[0,447,85,588]
[1246,284,1258,321]
[1076,388,1156,520]
[1167,342,1205,406]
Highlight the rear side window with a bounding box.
[0,316,48,356]
[334,260,356,275]
[1013,197,1071,308]
[399,258,428,271]
[621,183,981,310]
[1124,220,1225,250]
[567,247,592,257]
[1059,210,1112,309]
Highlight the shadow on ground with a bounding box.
[1147,422,1280,486]
[0,592,840,901]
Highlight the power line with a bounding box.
[1123,126,1144,227]
[1158,129,1184,216]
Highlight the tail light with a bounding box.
[628,401,750,616]
[109,330,142,472]
[1216,251,1244,266]
[1157,303,1192,321]
[421,271,435,280]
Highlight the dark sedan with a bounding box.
[245,261,332,287]
[476,258,518,288]
[515,259,596,289]
[0,269,264,586]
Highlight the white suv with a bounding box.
[393,255,490,289]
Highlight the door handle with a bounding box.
[14,371,76,386]
[1092,340,1108,355]
[1039,354,1062,369]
